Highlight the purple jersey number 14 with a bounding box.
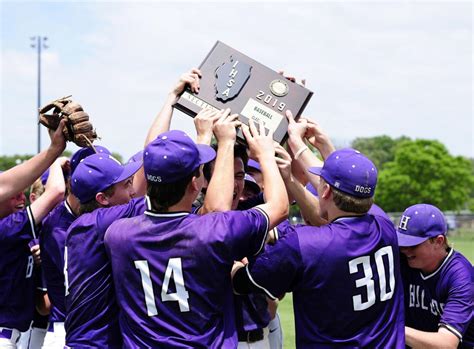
[135,258,190,316]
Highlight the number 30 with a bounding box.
[348,246,395,311]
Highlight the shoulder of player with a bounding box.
[0,208,31,232]
[442,250,473,282]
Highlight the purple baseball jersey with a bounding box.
[64,197,146,348]
[0,207,38,331]
[401,249,474,345]
[246,214,405,348]
[40,200,76,322]
[104,207,269,348]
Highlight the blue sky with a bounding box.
[1,1,472,159]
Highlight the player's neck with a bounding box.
[66,194,81,216]
[165,195,195,213]
[327,205,364,223]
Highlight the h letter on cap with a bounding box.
[398,215,411,231]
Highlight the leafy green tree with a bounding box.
[376,140,474,212]
[351,135,410,171]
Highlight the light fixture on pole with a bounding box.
[30,36,48,154]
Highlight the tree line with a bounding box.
[1,137,472,213]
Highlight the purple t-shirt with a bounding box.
[40,200,76,322]
[104,207,269,348]
[0,207,38,331]
[64,197,146,348]
[246,214,405,348]
[401,249,474,345]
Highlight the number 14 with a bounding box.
[135,258,190,316]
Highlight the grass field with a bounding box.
[278,231,474,348]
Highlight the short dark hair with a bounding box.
[79,185,116,215]
[203,143,248,182]
[330,183,373,214]
[147,168,200,212]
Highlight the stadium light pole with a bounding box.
[30,36,48,154]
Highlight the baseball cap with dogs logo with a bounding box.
[396,204,447,247]
[71,153,141,204]
[308,148,378,198]
[144,130,216,184]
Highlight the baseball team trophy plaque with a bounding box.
[174,41,313,145]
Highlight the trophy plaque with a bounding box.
[174,41,313,144]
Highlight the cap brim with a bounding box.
[197,144,216,165]
[248,159,261,172]
[245,180,261,194]
[113,161,142,185]
[396,232,430,247]
[308,167,323,176]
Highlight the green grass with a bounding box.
[278,231,474,348]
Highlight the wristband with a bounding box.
[294,146,309,160]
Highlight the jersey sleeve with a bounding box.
[438,262,474,340]
[0,207,37,243]
[215,207,269,260]
[97,197,146,230]
[245,228,303,299]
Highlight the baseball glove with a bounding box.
[38,95,98,147]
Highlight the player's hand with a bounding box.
[48,119,67,155]
[170,68,201,99]
[274,144,292,180]
[242,119,275,162]
[286,110,308,143]
[194,108,221,145]
[303,118,335,159]
[29,242,41,266]
[213,110,241,144]
[278,70,306,86]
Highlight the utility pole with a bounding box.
[30,36,48,154]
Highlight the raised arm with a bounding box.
[274,145,327,226]
[30,156,67,224]
[200,109,241,214]
[0,120,66,203]
[132,68,202,196]
[286,110,335,201]
[243,121,288,229]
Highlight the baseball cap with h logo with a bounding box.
[143,130,216,184]
[308,148,378,198]
[396,204,447,247]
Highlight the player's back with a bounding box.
[105,207,269,349]
[40,200,75,321]
[0,208,37,331]
[292,214,405,348]
[64,197,145,348]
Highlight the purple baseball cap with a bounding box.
[71,153,141,204]
[70,145,111,175]
[144,130,216,184]
[244,174,261,194]
[396,204,447,247]
[127,150,144,164]
[247,159,261,173]
[308,148,377,198]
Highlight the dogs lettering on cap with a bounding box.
[146,174,162,183]
[354,185,371,195]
